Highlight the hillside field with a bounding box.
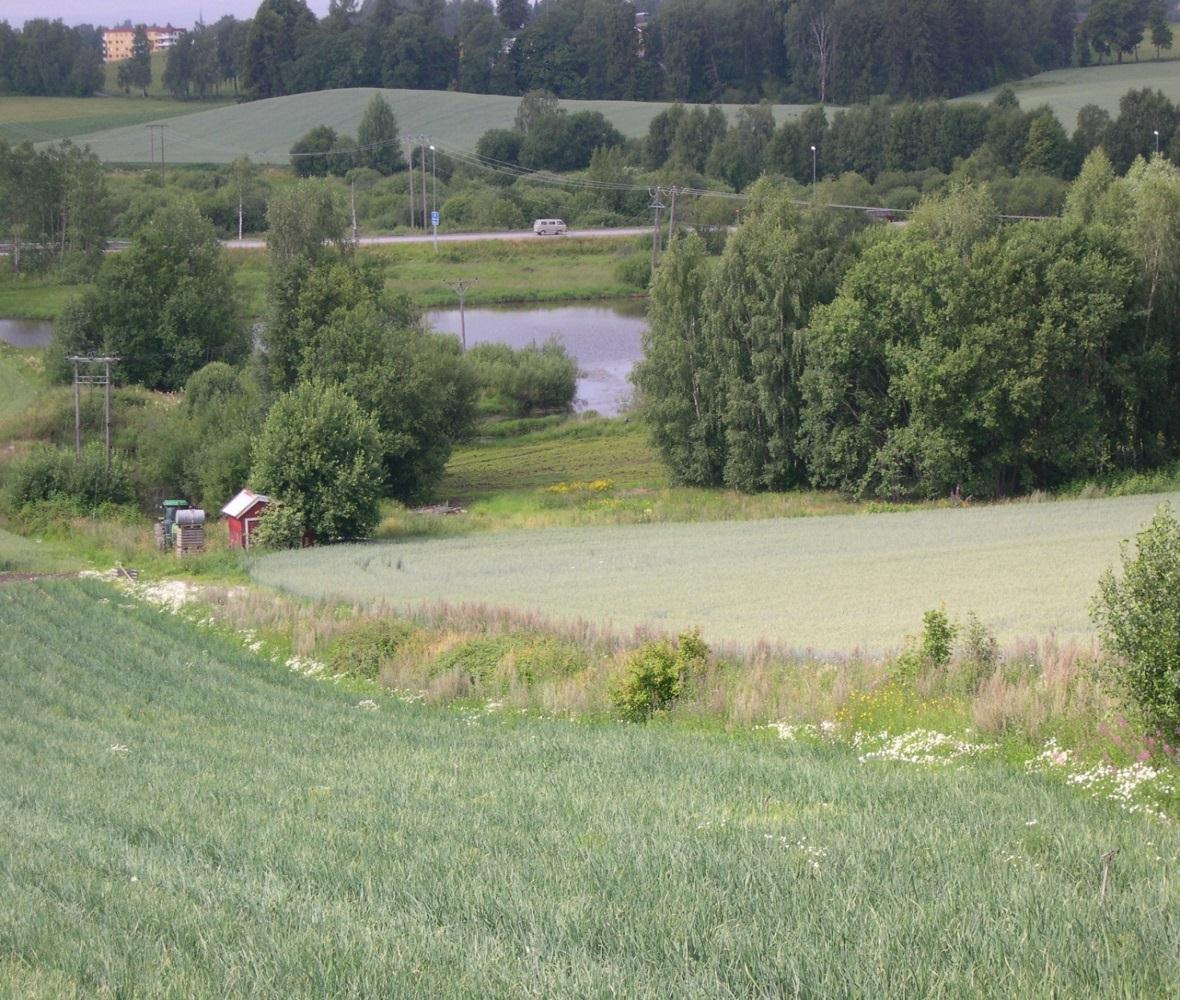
[0,94,228,146]
[961,58,1180,130]
[2,579,1177,996]
[255,490,1180,652]
[57,88,813,165]
[17,54,1180,165]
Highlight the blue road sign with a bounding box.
[431,211,439,227]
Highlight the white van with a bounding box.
[533,218,568,236]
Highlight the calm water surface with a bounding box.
[0,304,650,416]
[0,319,52,348]
[426,300,647,416]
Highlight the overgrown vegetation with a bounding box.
[1093,503,1180,736]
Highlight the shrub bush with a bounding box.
[428,632,584,690]
[325,618,418,680]
[614,251,651,289]
[5,443,134,513]
[466,338,578,416]
[1092,504,1180,735]
[610,628,709,721]
[251,500,305,551]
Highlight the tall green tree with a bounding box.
[357,93,405,174]
[252,379,383,541]
[263,180,348,390]
[242,0,316,99]
[119,25,152,96]
[49,200,245,390]
[497,0,530,31]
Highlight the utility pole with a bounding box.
[649,189,666,272]
[350,178,358,241]
[445,278,478,351]
[408,138,416,229]
[68,355,119,467]
[430,143,438,253]
[667,186,679,245]
[146,124,167,182]
[420,136,429,234]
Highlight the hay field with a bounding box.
[254,490,1180,652]
[62,88,812,164]
[3,579,1178,997]
[961,59,1180,129]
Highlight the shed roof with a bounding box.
[221,489,269,519]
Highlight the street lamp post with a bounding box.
[430,144,437,252]
[1154,129,1161,155]
[810,145,817,195]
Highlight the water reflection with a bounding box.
[425,300,647,416]
[0,319,53,348]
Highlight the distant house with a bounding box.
[221,489,269,549]
[102,25,186,63]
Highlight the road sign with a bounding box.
[431,211,439,227]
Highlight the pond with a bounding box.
[0,302,652,417]
[0,319,52,348]
[425,300,647,417]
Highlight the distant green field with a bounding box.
[2,579,1177,997]
[255,490,1180,652]
[61,87,813,165]
[0,94,227,146]
[962,58,1180,130]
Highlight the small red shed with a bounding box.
[221,489,270,549]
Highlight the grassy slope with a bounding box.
[62,87,812,165]
[0,95,228,146]
[256,490,1180,652]
[0,346,44,425]
[961,58,1180,128]
[2,579,1177,997]
[442,418,665,498]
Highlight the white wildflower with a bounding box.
[856,729,991,766]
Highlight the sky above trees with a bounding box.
[3,0,330,28]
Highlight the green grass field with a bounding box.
[2,578,1177,997]
[0,93,227,146]
[0,346,44,425]
[60,87,813,165]
[962,57,1180,129]
[255,490,1180,652]
[0,237,641,322]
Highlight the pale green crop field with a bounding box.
[254,491,1180,652]
[962,58,1180,130]
[62,87,813,164]
[3,579,1178,997]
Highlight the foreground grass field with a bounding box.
[63,87,812,165]
[2,579,1177,997]
[257,490,1180,651]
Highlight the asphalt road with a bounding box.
[221,226,652,250]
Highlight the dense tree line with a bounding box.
[0,20,104,96]
[635,158,1180,499]
[156,0,1078,107]
[0,140,109,275]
